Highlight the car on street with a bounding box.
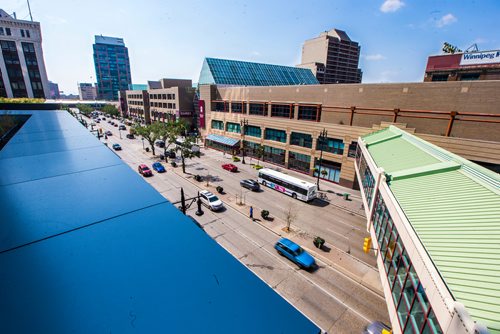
[119,125,126,130]
[102,117,106,120]
[240,179,260,191]
[105,130,112,136]
[274,238,315,270]
[199,190,224,211]
[138,164,153,177]
[155,140,165,148]
[113,123,118,127]
[362,321,392,334]
[95,119,100,123]
[152,162,166,173]
[222,163,238,172]
[112,143,122,151]
[168,150,176,159]
[126,133,135,139]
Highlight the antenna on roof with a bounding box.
[27,0,33,21]
[465,43,479,53]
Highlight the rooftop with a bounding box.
[0,110,320,333]
[94,35,125,46]
[198,57,319,86]
[362,126,500,334]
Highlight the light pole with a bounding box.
[119,128,122,139]
[240,119,248,164]
[316,128,328,191]
[142,137,145,150]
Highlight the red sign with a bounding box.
[198,100,205,129]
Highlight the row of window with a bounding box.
[150,93,176,100]
[212,101,321,122]
[0,27,30,38]
[150,101,176,109]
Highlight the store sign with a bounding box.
[460,50,500,66]
[198,100,206,129]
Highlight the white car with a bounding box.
[199,190,224,211]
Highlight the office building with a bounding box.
[355,125,500,334]
[93,35,131,101]
[198,80,500,189]
[126,78,195,125]
[298,28,362,84]
[424,49,500,82]
[198,57,319,86]
[78,82,97,100]
[48,81,60,99]
[0,9,49,98]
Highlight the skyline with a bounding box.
[2,0,500,94]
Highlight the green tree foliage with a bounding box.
[0,97,45,104]
[133,121,164,156]
[76,104,93,116]
[255,144,264,165]
[102,104,119,117]
[174,121,200,173]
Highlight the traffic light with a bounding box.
[363,237,372,254]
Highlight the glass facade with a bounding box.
[290,132,312,148]
[271,104,293,118]
[264,128,287,143]
[249,103,267,116]
[314,159,341,183]
[358,154,375,206]
[21,42,44,98]
[348,141,358,158]
[263,146,285,166]
[1,40,27,97]
[0,68,7,97]
[226,122,241,133]
[298,105,320,121]
[289,151,311,173]
[199,57,319,86]
[244,141,262,159]
[211,120,223,130]
[371,192,443,334]
[245,125,261,138]
[318,137,345,155]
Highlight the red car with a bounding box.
[222,163,238,172]
[138,164,153,177]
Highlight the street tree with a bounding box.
[157,121,183,158]
[174,121,200,173]
[255,144,265,166]
[76,104,93,116]
[133,121,163,156]
[284,203,298,233]
[102,104,119,117]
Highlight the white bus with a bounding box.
[258,168,317,202]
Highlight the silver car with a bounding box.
[199,190,224,211]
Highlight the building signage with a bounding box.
[460,50,500,66]
[198,100,206,129]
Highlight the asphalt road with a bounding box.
[87,116,390,333]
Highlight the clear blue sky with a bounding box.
[3,0,499,94]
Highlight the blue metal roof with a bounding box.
[199,57,319,86]
[206,133,240,147]
[0,110,320,334]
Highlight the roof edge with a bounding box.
[389,161,461,181]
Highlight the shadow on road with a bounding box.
[309,198,330,207]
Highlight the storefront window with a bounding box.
[289,151,311,173]
[313,158,341,183]
[211,120,223,130]
[263,146,285,166]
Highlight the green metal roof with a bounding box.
[362,126,500,334]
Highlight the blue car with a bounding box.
[152,162,166,173]
[274,238,315,270]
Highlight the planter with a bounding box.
[232,156,241,162]
[261,210,270,219]
[194,175,202,182]
[313,236,325,249]
[171,161,177,167]
[216,186,224,194]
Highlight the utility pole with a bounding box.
[316,128,328,191]
[240,119,248,164]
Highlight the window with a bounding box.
[348,142,358,158]
[264,128,286,143]
[26,30,30,38]
[249,103,266,116]
[263,146,285,166]
[0,27,4,35]
[460,73,480,81]
[226,122,240,133]
[231,102,243,113]
[431,74,448,82]
[290,132,312,148]
[288,151,311,173]
[244,125,261,138]
[298,105,320,121]
[20,29,25,38]
[213,101,227,112]
[318,137,345,155]
[271,104,292,118]
[6,28,11,36]
[211,120,223,130]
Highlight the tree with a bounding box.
[284,203,298,233]
[76,104,93,116]
[133,122,163,156]
[102,104,119,117]
[157,121,182,158]
[174,121,200,173]
[255,144,264,166]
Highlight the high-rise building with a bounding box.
[78,82,97,100]
[48,81,60,99]
[298,28,362,84]
[0,9,50,98]
[93,35,131,101]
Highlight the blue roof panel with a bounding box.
[206,133,240,146]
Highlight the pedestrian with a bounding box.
[249,206,253,220]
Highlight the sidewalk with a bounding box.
[171,164,384,298]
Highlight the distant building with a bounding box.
[93,35,131,101]
[128,83,148,90]
[0,9,50,98]
[198,57,319,86]
[48,81,60,99]
[424,49,500,81]
[78,83,97,100]
[297,28,362,84]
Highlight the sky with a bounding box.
[2,0,499,94]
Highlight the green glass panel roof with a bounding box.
[362,126,500,334]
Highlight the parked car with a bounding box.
[362,321,392,334]
[105,130,112,136]
[138,164,153,177]
[274,238,315,270]
[113,123,118,127]
[152,162,166,173]
[102,117,106,120]
[119,125,126,130]
[168,150,176,159]
[126,133,135,139]
[155,140,165,148]
[222,163,238,172]
[199,190,223,211]
[240,179,260,191]
[112,143,122,151]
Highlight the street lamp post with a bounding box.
[240,119,248,164]
[316,128,328,191]
[119,128,122,139]
[142,137,145,150]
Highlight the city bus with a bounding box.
[257,168,317,202]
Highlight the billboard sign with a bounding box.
[460,50,500,66]
[198,100,206,129]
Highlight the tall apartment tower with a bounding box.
[298,28,362,84]
[0,9,50,98]
[93,35,131,101]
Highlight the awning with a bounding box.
[206,134,240,147]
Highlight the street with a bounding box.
[87,116,389,333]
